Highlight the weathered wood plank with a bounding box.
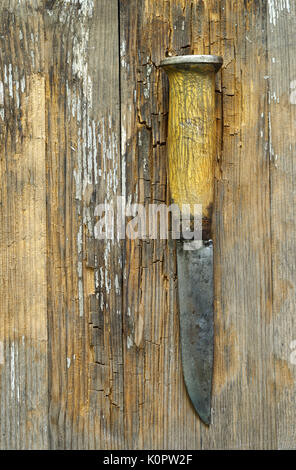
[44,0,123,449]
[0,1,48,450]
[119,0,280,449]
[267,0,296,450]
[120,0,186,449]
[205,0,277,449]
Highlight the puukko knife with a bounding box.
[160,55,223,425]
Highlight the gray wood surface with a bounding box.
[0,0,295,449]
[0,0,48,449]
[267,0,296,449]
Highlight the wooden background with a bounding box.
[0,0,295,450]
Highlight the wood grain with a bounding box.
[162,63,217,228]
[267,0,296,450]
[0,1,48,449]
[44,0,123,449]
[0,0,295,449]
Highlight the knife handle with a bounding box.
[160,56,222,240]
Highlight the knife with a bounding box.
[160,55,223,425]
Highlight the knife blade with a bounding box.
[177,240,213,425]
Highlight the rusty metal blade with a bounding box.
[177,241,214,425]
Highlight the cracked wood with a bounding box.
[0,0,296,450]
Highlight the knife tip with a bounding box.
[199,411,211,426]
[190,399,211,425]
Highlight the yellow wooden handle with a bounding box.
[161,56,222,239]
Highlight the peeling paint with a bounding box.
[8,63,13,97]
[0,81,4,120]
[105,267,111,294]
[0,81,4,106]
[77,225,84,317]
[20,75,26,93]
[120,39,127,69]
[268,0,290,26]
[143,64,153,99]
[290,80,296,104]
[127,335,133,349]
[115,274,120,294]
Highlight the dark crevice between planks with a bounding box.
[117,0,126,446]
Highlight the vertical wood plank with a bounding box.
[45,0,123,449]
[120,0,279,449]
[120,0,186,449]
[267,0,296,449]
[0,1,48,449]
[205,0,277,448]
